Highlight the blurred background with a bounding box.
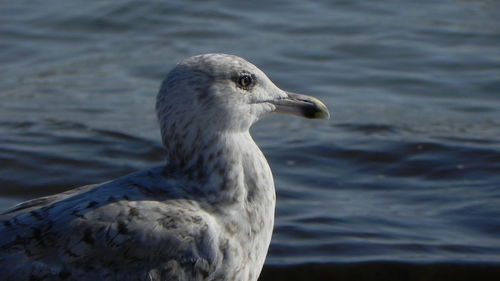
[1,0,500,280]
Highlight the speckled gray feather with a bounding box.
[0,54,329,281]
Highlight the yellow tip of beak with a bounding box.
[308,97,330,120]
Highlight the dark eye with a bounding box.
[237,74,253,88]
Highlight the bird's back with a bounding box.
[0,167,241,281]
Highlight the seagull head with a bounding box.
[156,53,330,144]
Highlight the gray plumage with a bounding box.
[0,54,329,281]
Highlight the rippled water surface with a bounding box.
[1,0,500,280]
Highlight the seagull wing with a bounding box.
[0,169,224,281]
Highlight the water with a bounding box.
[1,0,500,279]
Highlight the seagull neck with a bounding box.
[165,130,273,202]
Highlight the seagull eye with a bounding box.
[237,74,253,88]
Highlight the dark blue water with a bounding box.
[1,0,500,280]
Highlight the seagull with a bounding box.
[0,53,329,281]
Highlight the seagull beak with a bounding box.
[271,92,330,120]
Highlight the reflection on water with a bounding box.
[1,0,500,279]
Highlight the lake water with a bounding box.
[1,0,500,280]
